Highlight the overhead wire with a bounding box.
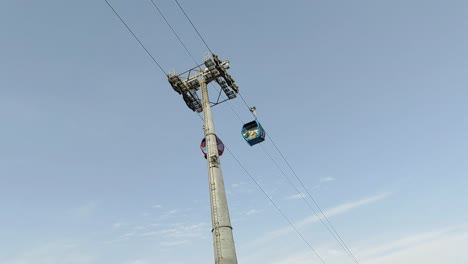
[149,0,198,66]
[167,0,248,123]
[225,147,326,264]
[149,0,236,116]
[150,0,205,122]
[174,0,213,54]
[260,143,358,264]
[148,0,228,122]
[238,83,361,263]
[226,97,359,263]
[267,134,360,264]
[104,0,167,75]
[147,0,242,123]
[108,0,355,262]
[165,2,329,261]
[170,1,361,262]
[102,3,317,257]
[241,88,361,263]
[224,93,359,263]
[147,0,222,121]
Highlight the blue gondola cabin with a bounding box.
[241,120,266,146]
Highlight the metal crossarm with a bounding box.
[167,53,238,112]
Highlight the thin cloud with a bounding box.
[359,222,468,261]
[284,193,306,200]
[1,243,93,264]
[155,208,181,221]
[160,240,190,247]
[245,209,260,216]
[123,232,136,238]
[320,176,336,183]
[129,260,149,264]
[245,192,392,248]
[267,222,468,264]
[229,181,255,194]
[296,192,391,229]
[112,222,124,229]
[69,202,97,219]
[139,231,161,238]
[119,222,210,244]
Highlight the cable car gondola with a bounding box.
[200,135,225,159]
[242,120,266,146]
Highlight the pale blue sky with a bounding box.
[1,0,468,264]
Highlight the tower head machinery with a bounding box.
[167,54,239,112]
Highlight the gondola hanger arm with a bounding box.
[249,106,258,120]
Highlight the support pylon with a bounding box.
[200,78,237,264]
[167,54,239,264]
